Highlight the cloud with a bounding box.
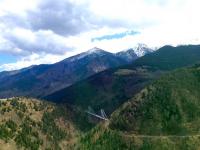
[0,0,98,58]
[91,30,140,42]
[27,0,96,36]
[0,0,133,58]
[0,0,140,37]
[2,28,74,55]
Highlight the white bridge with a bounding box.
[86,107,108,121]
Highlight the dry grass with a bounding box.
[0,140,19,150]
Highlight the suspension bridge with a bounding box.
[86,107,109,121]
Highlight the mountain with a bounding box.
[133,43,154,57]
[45,45,200,115]
[131,45,200,70]
[0,47,139,98]
[2,45,200,150]
[115,44,154,62]
[116,49,138,62]
[79,64,200,150]
[2,65,200,150]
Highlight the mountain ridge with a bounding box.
[0,47,147,98]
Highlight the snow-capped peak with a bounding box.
[67,47,108,62]
[86,47,108,55]
[133,43,154,57]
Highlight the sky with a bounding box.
[0,0,200,71]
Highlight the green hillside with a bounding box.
[78,64,200,150]
[110,64,200,135]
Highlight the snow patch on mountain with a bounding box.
[119,43,155,58]
[116,49,138,62]
[133,43,154,57]
[67,47,109,62]
[66,44,154,63]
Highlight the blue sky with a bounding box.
[0,0,200,71]
[0,54,17,71]
[0,54,17,65]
